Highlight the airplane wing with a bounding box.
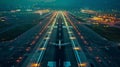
[50,42,70,46]
[61,43,70,46]
[49,42,57,45]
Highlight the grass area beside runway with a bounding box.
[86,24,120,42]
[70,12,120,42]
[0,24,35,41]
[0,12,44,29]
[0,23,12,29]
[0,12,49,42]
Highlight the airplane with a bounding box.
[50,40,70,49]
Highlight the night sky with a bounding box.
[0,0,120,10]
